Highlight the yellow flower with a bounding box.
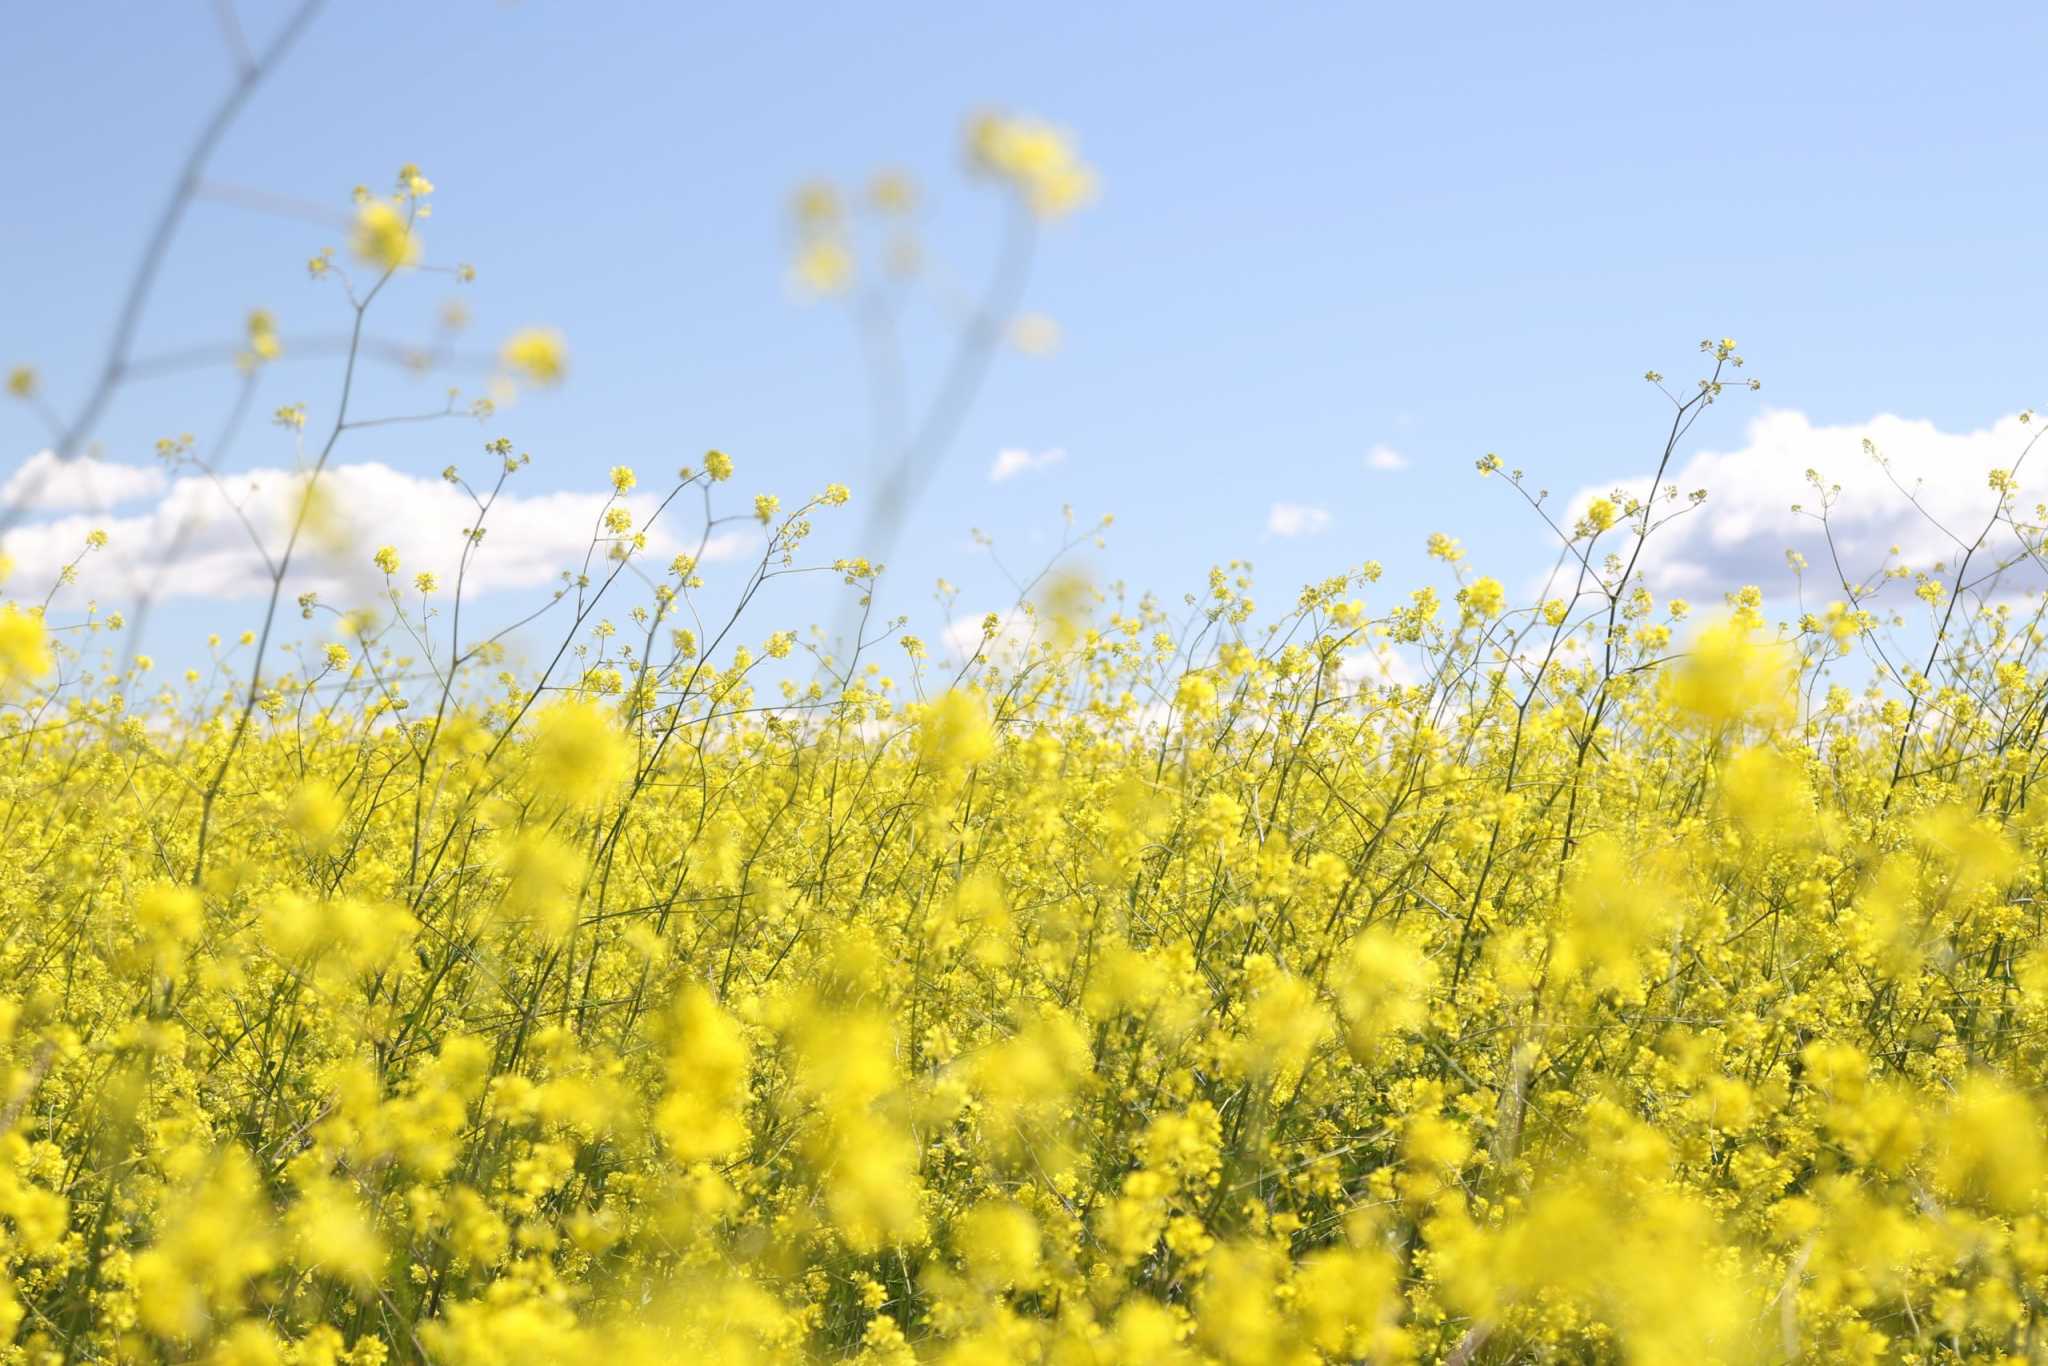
[656,988,751,1162]
[790,180,842,231]
[1460,575,1506,622]
[869,169,917,214]
[501,327,567,385]
[245,308,282,362]
[286,779,345,848]
[1667,616,1794,729]
[967,112,1097,218]
[350,198,420,270]
[954,1202,1042,1291]
[919,689,994,770]
[0,606,52,686]
[131,1148,277,1341]
[1176,672,1219,716]
[287,1176,385,1293]
[528,700,632,808]
[793,238,854,294]
[1337,927,1432,1057]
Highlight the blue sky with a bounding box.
[4,1,2045,675]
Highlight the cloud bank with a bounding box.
[1570,410,2044,602]
[1,452,752,607]
[4,450,168,510]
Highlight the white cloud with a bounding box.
[1339,644,1420,689]
[1570,409,2046,603]
[942,607,1033,662]
[0,457,753,606]
[4,449,167,511]
[1366,443,1409,472]
[1267,502,1331,537]
[989,447,1066,483]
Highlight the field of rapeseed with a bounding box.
[11,33,2048,1366]
[8,336,2048,1363]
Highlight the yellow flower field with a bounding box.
[3,385,2048,1361]
[8,30,2048,1360]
